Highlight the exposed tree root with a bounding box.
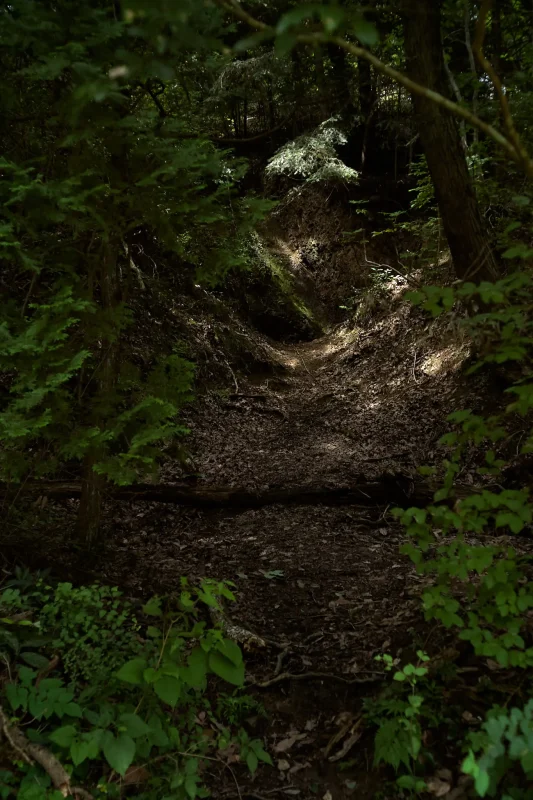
[0,705,93,799]
[248,670,384,688]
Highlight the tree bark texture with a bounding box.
[401,0,499,282]
[76,245,120,545]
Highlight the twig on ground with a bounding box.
[248,670,384,688]
[274,647,290,676]
[222,788,298,799]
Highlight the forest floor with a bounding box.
[7,260,525,799]
[94,284,495,799]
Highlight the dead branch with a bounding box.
[0,704,93,799]
[0,475,443,509]
[248,670,384,688]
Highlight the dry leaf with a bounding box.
[323,792,333,800]
[274,734,306,753]
[123,766,150,785]
[436,769,453,782]
[427,776,451,797]
[289,761,311,774]
[277,759,291,771]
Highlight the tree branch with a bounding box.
[214,0,533,178]
[472,0,533,178]
[0,705,93,799]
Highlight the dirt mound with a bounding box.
[267,183,404,318]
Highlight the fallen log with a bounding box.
[0,475,451,510]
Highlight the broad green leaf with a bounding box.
[143,667,160,684]
[6,683,28,712]
[103,733,136,777]
[154,675,181,707]
[116,658,147,684]
[119,713,152,739]
[218,638,243,667]
[64,702,83,718]
[208,651,245,686]
[475,770,490,797]
[182,646,208,688]
[49,725,77,748]
[70,739,93,766]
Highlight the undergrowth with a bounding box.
[0,575,272,799]
[366,197,533,798]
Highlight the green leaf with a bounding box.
[154,675,181,707]
[182,646,208,688]
[142,597,162,617]
[218,638,243,667]
[143,667,159,684]
[103,733,136,777]
[116,658,147,684]
[353,18,379,46]
[20,652,50,669]
[70,739,93,766]
[119,713,152,739]
[246,750,258,775]
[5,683,28,712]
[208,651,245,686]
[475,770,490,797]
[49,725,77,748]
[252,742,273,765]
[64,702,83,718]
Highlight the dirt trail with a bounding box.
[93,293,479,798]
[9,276,484,797]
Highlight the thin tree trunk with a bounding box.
[76,245,119,545]
[464,0,479,145]
[358,57,374,117]
[443,52,467,148]
[402,0,499,282]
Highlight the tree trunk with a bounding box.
[358,57,375,118]
[76,246,119,545]
[327,44,353,117]
[401,0,499,282]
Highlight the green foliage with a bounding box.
[0,575,272,799]
[38,583,140,686]
[0,0,269,527]
[394,210,533,795]
[266,120,359,186]
[369,652,430,792]
[462,700,533,798]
